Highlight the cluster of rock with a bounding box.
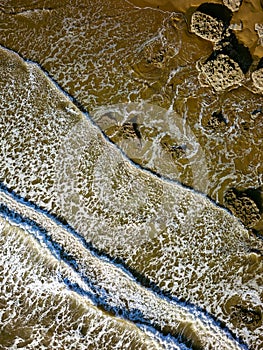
[190,2,263,91]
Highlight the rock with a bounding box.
[229,21,243,31]
[190,3,233,43]
[160,134,186,159]
[191,4,252,91]
[224,188,261,228]
[214,32,252,73]
[223,0,242,12]
[190,12,226,43]
[252,68,263,90]
[207,111,228,129]
[197,53,244,91]
[197,32,252,91]
[255,23,263,46]
[252,58,263,91]
[231,304,262,327]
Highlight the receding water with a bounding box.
[0,0,263,349]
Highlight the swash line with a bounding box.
[0,185,247,350]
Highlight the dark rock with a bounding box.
[207,111,228,129]
[160,134,186,159]
[257,57,263,70]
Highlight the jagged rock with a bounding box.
[224,188,261,228]
[197,53,244,91]
[223,0,242,12]
[231,304,262,327]
[190,3,232,43]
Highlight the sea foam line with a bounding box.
[0,184,247,350]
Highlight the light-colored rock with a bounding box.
[197,54,244,91]
[190,11,225,42]
[252,68,263,90]
[229,21,243,31]
[223,0,242,12]
[255,23,263,46]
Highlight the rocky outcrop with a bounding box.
[190,12,226,43]
[223,0,242,12]
[214,32,252,73]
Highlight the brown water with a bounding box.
[0,0,263,349]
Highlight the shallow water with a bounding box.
[0,0,262,207]
[0,0,263,349]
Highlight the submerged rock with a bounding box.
[224,188,262,228]
[207,110,228,129]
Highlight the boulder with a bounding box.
[197,53,244,91]
[207,110,228,129]
[197,32,252,91]
[190,3,233,43]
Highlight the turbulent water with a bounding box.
[0,0,263,349]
